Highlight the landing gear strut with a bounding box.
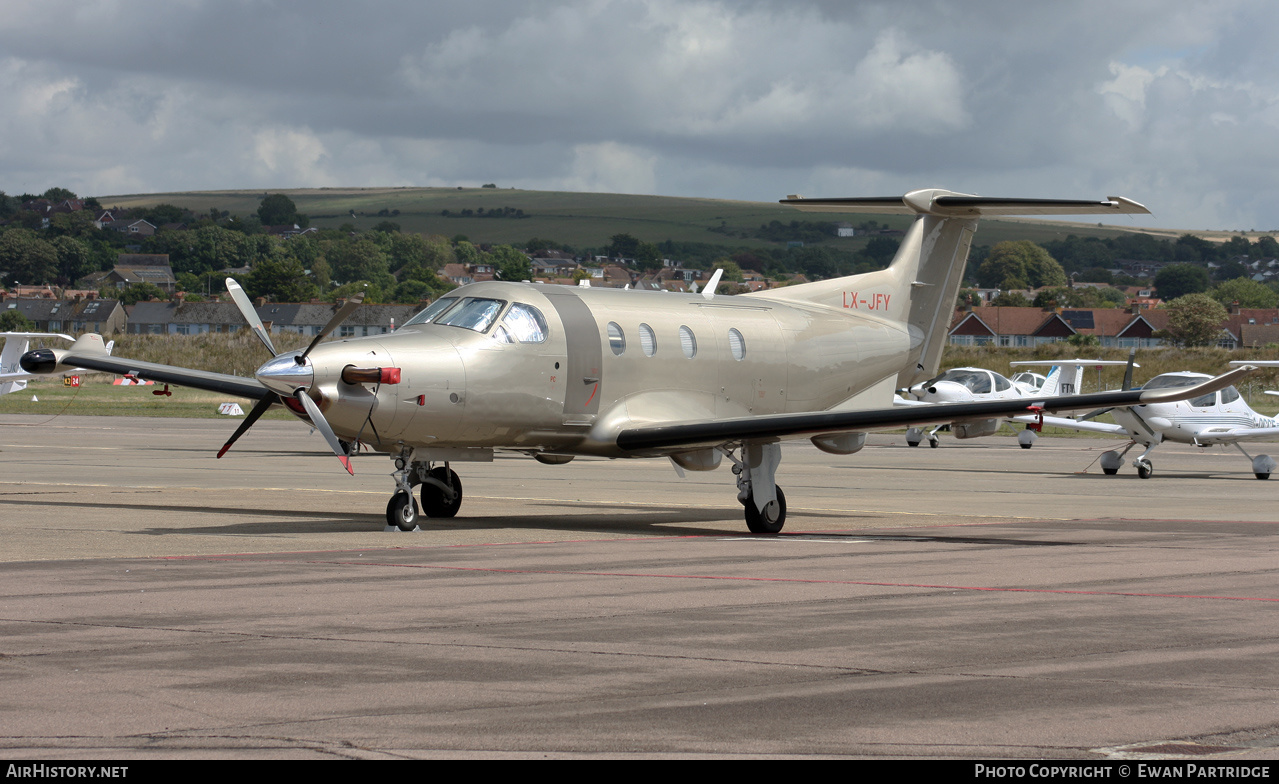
[385,454,464,530]
[728,442,786,533]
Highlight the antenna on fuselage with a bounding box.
[702,269,723,301]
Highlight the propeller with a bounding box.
[215,277,363,474]
[1077,348,1138,422]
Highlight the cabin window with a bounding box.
[1221,386,1240,404]
[679,325,697,358]
[607,322,626,355]
[639,323,656,356]
[728,328,745,361]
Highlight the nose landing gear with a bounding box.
[385,454,464,531]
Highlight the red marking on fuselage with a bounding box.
[585,383,598,407]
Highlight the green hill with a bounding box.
[96,187,1150,252]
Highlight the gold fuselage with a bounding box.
[302,281,911,457]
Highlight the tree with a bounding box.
[1158,293,1228,348]
[257,193,301,226]
[1154,263,1210,300]
[0,229,59,286]
[0,310,35,331]
[1210,277,1279,309]
[976,240,1065,290]
[488,245,532,281]
[989,291,1032,307]
[607,233,641,259]
[116,282,168,305]
[245,254,317,302]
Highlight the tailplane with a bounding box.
[753,189,1149,388]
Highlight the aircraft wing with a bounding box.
[20,348,271,401]
[616,366,1252,453]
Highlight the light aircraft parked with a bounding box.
[900,359,1135,448]
[1022,368,1279,479]
[1,333,114,394]
[19,189,1251,532]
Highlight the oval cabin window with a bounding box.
[607,322,626,355]
[639,323,656,356]
[728,328,745,361]
[679,325,697,359]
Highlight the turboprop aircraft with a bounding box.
[0,332,114,394]
[1020,368,1279,479]
[900,359,1136,448]
[18,189,1253,533]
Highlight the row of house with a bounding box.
[3,297,418,339]
[949,306,1279,349]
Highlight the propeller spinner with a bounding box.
[215,278,363,474]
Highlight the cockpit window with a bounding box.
[401,297,459,327]
[1221,385,1240,404]
[1189,392,1217,408]
[492,303,549,344]
[939,369,992,394]
[434,297,506,333]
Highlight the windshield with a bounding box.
[401,297,459,327]
[1143,374,1204,391]
[939,369,993,394]
[433,297,507,333]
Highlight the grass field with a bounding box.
[96,187,1150,251]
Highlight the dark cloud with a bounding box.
[1,0,1276,228]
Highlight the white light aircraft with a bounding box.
[1,332,114,394]
[900,359,1136,448]
[1020,367,1279,479]
[18,189,1252,531]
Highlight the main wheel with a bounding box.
[1256,472,1270,480]
[1103,467,1119,475]
[744,486,786,534]
[1136,460,1153,479]
[928,437,939,449]
[387,491,419,531]
[1020,442,1033,450]
[421,467,463,518]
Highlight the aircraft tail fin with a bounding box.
[68,333,111,356]
[754,190,1149,388]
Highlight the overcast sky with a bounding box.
[2,0,1277,231]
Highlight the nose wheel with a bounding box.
[387,491,420,531]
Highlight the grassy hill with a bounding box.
[96,187,1152,252]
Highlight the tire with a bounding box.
[421,467,463,518]
[1136,460,1153,479]
[928,438,939,449]
[387,491,418,531]
[744,487,786,534]
[1103,467,1118,475]
[1020,442,1033,450]
[1256,473,1270,480]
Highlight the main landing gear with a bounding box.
[905,427,940,448]
[727,442,787,533]
[385,454,464,531]
[1099,441,1157,478]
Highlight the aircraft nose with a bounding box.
[255,352,314,395]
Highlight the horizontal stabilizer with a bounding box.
[781,189,1149,217]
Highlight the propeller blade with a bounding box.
[225,278,278,357]
[1122,347,1137,391]
[300,290,365,361]
[216,395,276,458]
[294,388,354,475]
